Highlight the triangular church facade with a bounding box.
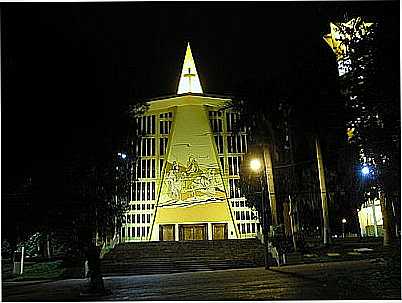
[122,43,260,241]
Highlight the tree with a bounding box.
[66,101,147,293]
[324,16,400,245]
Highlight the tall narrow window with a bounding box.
[151,182,156,200]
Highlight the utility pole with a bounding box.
[262,144,278,226]
[315,138,331,245]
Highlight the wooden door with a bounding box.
[194,225,206,240]
[212,223,228,240]
[159,224,175,241]
[179,224,207,241]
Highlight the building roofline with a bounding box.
[145,93,236,103]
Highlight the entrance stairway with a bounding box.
[101,239,265,276]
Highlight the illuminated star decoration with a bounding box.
[323,17,374,61]
[323,17,374,77]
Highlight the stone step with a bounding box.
[101,239,265,276]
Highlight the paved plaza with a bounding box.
[2,258,400,301]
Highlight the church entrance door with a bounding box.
[212,223,228,240]
[179,224,207,241]
[159,224,175,241]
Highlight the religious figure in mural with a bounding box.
[166,161,181,200]
[161,155,226,207]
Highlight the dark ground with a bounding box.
[2,256,400,301]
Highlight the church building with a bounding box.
[121,43,261,242]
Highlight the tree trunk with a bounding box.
[262,144,278,226]
[288,195,297,251]
[46,233,51,260]
[315,138,331,245]
[85,244,105,294]
[379,191,396,247]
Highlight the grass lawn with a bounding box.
[2,260,67,282]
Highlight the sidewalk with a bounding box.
[2,258,400,301]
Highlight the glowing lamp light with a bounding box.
[118,152,127,159]
[342,218,347,224]
[250,159,262,172]
[361,165,370,176]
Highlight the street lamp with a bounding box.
[361,165,370,176]
[250,159,262,172]
[250,158,270,269]
[342,218,347,238]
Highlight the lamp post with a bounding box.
[342,218,347,238]
[250,158,270,269]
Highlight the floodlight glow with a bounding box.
[342,218,347,224]
[121,153,127,159]
[250,159,262,172]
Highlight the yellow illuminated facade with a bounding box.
[358,197,383,237]
[121,45,260,242]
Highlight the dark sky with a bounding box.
[3,2,400,192]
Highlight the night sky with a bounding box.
[3,2,399,195]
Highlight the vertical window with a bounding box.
[141,182,146,200]
[214,135,224,154]
[141,159,146,178]
[132,227,135,237]
[151,182,156,200]
[137,227,140,237]
[160,120,164,134]
[247,223,251,233]
[142,214,146,223]
[151,138,155,156]
[147,182,151,200]
[122,227,125,238]
[151,115,155,134]
[136,182,141,201]
[160,159,164,173]
[160,137,168,155]
[142,226,146,237]
[229,179,241,198]
[137,214,140,223]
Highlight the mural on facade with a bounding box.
[159,155,226,208]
